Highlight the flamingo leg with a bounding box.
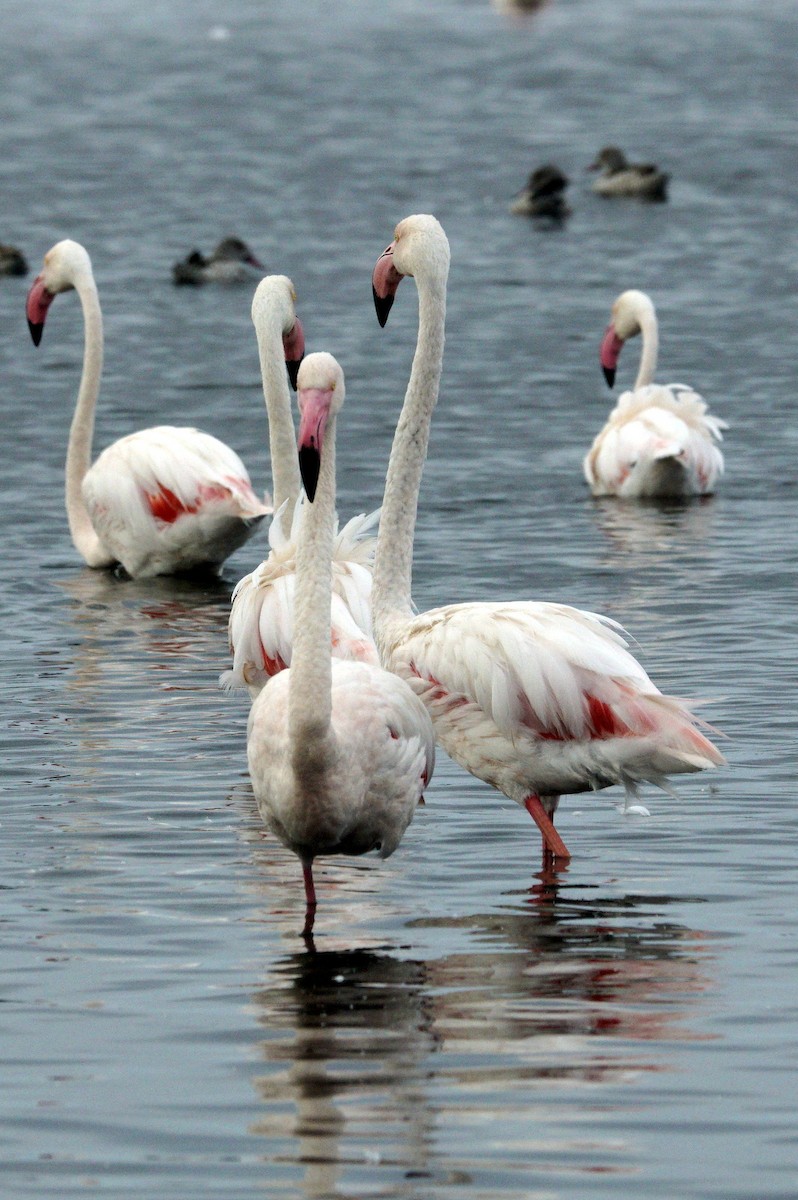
[302,862,317,937]
[524,794,571,860]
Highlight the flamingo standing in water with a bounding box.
[584,289,726,499]
[224,276,378,699]
[247,352,435,934]
[26,239,270,579]
[371,215,724,862]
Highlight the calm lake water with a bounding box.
[2,1,798,1197]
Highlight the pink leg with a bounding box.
[524,794,571,860]
[302,862,317,937]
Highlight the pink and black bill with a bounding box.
[297,388,330,503]
[372,243,404,327]
[283,317,306,391]
[26,276,56,346]
[599,324,624,388]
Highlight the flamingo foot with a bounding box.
[523,794,571,860]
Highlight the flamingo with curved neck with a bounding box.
[585,289,727,499]
[26,239,270,578]
[247,352,434,935]
[223,276,379,699]
[372,215,724,864]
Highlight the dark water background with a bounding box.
[2,1,798,1196]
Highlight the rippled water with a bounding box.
[2,1,798,1197]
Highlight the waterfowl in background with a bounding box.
[27,239,270,578]
[371,216,724,866]
[172,236,264,284]
[584,289,726,499]
[247,352,434,936]
[0,243,28,276]
[510,164,571,220]
[588,147,669,201]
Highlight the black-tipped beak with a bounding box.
[26,275,55,346]
[286,357,302,391]
[602,364,616,388]
[372,285,394,328]
[298,444,321,502]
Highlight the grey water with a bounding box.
[2,0,797,1196]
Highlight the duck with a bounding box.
[588,147,668,201]
[510,164,571,220]
[0,243,28,276]
[171,237,263,285]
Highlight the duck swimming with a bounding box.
[588,147,668,201]
[172,236,263,285]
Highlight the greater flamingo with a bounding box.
[27,239,270,579]
[371,215,724,863]
[584,289,727,499]
[224,276,378,699]
[247,352,434,934]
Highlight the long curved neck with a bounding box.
[65,271,110,567]
[634,304,658,388]
[289,423,336,768]
[255,310,302,520]
[372,269,446,650]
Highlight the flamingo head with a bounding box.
[599,290,652,387]
[296,352,345,502]
[372,214,450,327]
[251,274,306,390]
[26,239,92,346]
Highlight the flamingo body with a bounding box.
[27,239,269,578]
[380,600,721,810]
[249,657,433,862]
[83,425,268,577]
[372,216,724,861]
[585,290,726,499]
[226,502,378,695]
[225,275,377,700]
[247,353,434,930]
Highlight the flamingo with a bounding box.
[224,275,378,700]
[588,147,669,201]
[26,239,270,579]
[584,289,727,499]
[247,352,435,934]
[371,215,724,863]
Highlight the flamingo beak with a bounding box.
[372,242,404,327]
[26,275,56,346]
[599,324,625,388]
[283,317,305,391]
[297,386,332,502]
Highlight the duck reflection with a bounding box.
[247,882,714,1191]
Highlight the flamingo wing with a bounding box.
[385,601,723,798]
[225,502,379,696]
[83,426,270,576]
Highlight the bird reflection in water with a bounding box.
[247,890,715,1193]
